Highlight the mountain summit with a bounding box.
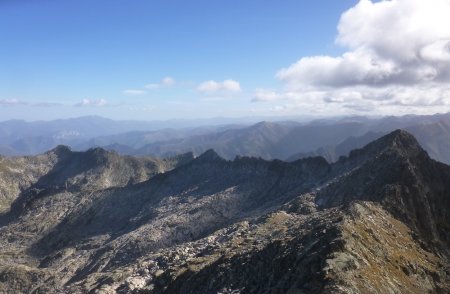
[318,130,449,249]
[0,130,448,293]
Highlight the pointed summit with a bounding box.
[317,129,450,249]
[47,145,72,157]
[195,149,224,163]
[320,130,430,209]
[86,146,114,156]
[369,129,421,152]
[345,129,425,163]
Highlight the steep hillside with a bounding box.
[0,153,58,214]
[0,131,448,293]
[0,146,190,215]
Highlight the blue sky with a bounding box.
[2,0,450,121]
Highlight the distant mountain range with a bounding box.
[0,116,248,156]
[0,130,448,292]
[1,113,450,165]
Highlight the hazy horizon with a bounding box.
[1,111,447,125]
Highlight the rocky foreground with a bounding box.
[0,130,448,293]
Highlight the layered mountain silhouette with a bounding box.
[0,130,448,293]
[100,113,450,165]
[2,114,450,166]
[0,116,241,156]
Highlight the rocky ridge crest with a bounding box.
[0,130,448,293]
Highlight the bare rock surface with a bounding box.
[0,130,449,293]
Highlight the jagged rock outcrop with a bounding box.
[0,146,189,216]
[0,130,449,293]
[318,130,450,249]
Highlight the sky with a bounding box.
[1,0,450,121]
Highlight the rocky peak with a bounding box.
[193,149,225,163]
[317,130,450,250]
[319,130,435,208]
[334,130,426,172]
[47,145,72,158]
[0,129,449,293]
[86,146,116,157]
[82,146,116,165]
[349,129,423,159]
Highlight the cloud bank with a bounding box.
[257,0,450,115]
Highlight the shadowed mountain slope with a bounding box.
[0,130,448,293]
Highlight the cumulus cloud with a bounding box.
[197,79,241,93]
[75,98,107,107]
[270,0,450,114]
[278,0,450,88]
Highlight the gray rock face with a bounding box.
[0,151,59,214]
[0,130,449,293]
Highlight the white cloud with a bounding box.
[75,98,107,107]
[336,0,450,63]
[277,50,404,88]
[420,40,450,63]
[144,76,176,89]
[254,84,450,116]
[252,89,283,102]
[197,81,221,92]
[123,89,147,96]
[0,99,27,106]
[197,79,241,93]
[161,77,175,86]
[222,79,241,92]
[271,0,450,115]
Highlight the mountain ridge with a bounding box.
[0,130,448,293]
[2,114,450,167]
